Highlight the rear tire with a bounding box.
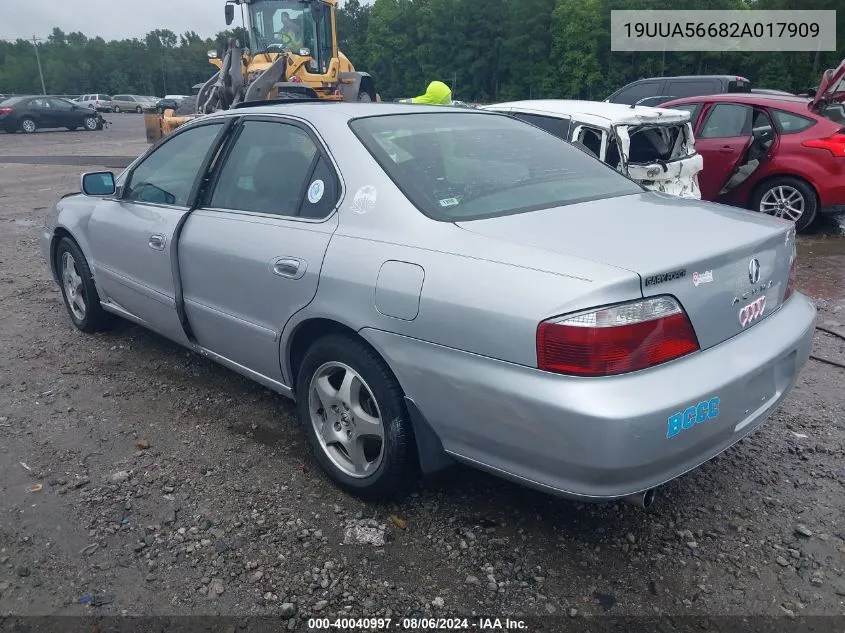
[357,91,373,103]
[135,106,143,113]
[20,117,36,133]
[751,176,818,233]
[55,237,111,333]
[296,334,416,501]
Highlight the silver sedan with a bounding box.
[41,103,816,505]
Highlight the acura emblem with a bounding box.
[748,258,761,284]
[738,296,766,327]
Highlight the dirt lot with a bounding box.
[1,116,844,627]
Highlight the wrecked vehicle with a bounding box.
[481,100,703,198]
[662,59,845,232]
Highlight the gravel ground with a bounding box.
[1,117,844,627]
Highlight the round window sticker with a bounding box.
[307,179,325,204]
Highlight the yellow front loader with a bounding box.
[145,0,377,143]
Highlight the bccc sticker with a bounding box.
[667,397,720,439]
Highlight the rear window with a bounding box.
[728,79,751,93]
[349,113,643,221]
[771,109,816,133]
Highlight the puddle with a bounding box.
[797,234,845,312]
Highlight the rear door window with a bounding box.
[771,109,816,134]
[698,104,753,138]
[510,112,571,141]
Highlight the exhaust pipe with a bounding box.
[623,488,656,508]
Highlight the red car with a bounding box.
[662,61,845,232]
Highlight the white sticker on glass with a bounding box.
[439,197,459,207]
[307,179,325,204]
[350,185,378,214]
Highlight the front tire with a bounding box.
[20,117,36,133]
[296,334,416,500]
[357,91,373,103]
[113,105,121,113]
[751,176,818,233]
[135,106,143,113]
[83,116,99,131]
[55,237,111,333]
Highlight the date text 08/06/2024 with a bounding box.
[307,617,529,630]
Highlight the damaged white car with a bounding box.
[482,100,704,199]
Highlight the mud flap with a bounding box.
[403,396,455,476]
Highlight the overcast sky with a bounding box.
[2,0,366,42]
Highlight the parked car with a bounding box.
[752,88,795,97]
[75,94,113,112]
[155,96,183,113]
[482,100,704,198]
[661,61,845,232]
[1,95,105,133]
[41,102,814,505]
[606,75,752,106]
[111,94,152,113]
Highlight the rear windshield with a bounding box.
[728,80,751,93]
[349,113,643,221]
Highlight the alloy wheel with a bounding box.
[308,361,385,478]
[61,251,86,321]
[21,119,36,133]
[84,117,98,131]
[759,185,805,222]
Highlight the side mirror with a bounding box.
[225,3,235,25]
[81,171,116,196]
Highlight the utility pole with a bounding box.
[32,36,46,95]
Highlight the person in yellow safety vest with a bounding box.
[399,81,453,105]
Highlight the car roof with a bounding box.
[662,93,814,111]
[630,75,747,81]
[481,99,690,126]
[209,101,504,122]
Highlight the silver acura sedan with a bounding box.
[41,102,816,505]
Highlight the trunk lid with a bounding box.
[456,192,795,350]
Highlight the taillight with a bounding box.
[802,131,845,156]
[0,107,12,115]
[784,247,797,301]
[536,296,700,377]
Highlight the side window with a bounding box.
[32,98,50,109]
[666,103,702,126]
[210,120,336,218]
[612,81,662,105]
[664,80,720,99]
[771,109,816,134]
[698,104,752,139]
[512,112,571,140]
[49,98,73,110]
[572,124,604,158]
[125,123,223,206]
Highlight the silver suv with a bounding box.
[75,94,113,112]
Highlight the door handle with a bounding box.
[719,146,736,154]
[148,234,166,251]
[271,257,306,279]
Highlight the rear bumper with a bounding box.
[361,293,816,501]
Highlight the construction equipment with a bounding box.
[144,0,377,143]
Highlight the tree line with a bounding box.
[1,0,842,103]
